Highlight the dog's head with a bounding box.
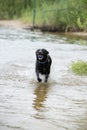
[36,49,49,62]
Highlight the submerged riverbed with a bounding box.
[0,26,87,130]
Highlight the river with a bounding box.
[0,26,87,130]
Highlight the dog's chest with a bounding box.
[38,63,48,74]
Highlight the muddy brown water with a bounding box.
[0,26,87,130]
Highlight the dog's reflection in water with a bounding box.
[33,83,49,111]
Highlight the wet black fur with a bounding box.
[35,49,52,82]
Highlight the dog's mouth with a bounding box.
[38,55,44,60]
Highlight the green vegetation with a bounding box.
[0,0,87,31]
[70,60,87,75]
[0,0,33,19]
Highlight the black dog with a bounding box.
[35,49,52,82]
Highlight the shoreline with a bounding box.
[0,20,87,39]
[0,20,31,28]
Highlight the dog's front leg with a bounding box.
[36,63,42,82]
[36,70,42,82]
[45,74,49,82]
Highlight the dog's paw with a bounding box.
[38,78,42,82]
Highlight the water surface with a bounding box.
[0,26,87,130]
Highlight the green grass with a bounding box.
[79,40,87,45]
[70,60,87,75]
[12,0,87,32]
[19,0,77,28]
[0,0,87,31]
[20,9,33,24]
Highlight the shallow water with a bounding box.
[0,26,87,130]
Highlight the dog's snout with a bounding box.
[39,50,43,55]
[38,54,43,60]
[39,52,42,55]
[39,50,43,54]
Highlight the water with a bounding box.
[0,26,87,130]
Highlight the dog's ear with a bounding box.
[42,49,49,55]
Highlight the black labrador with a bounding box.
[35,49,52,82]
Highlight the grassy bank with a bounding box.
[0,0,87,32]
[20,0,87,32]
[70,60,87,75]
